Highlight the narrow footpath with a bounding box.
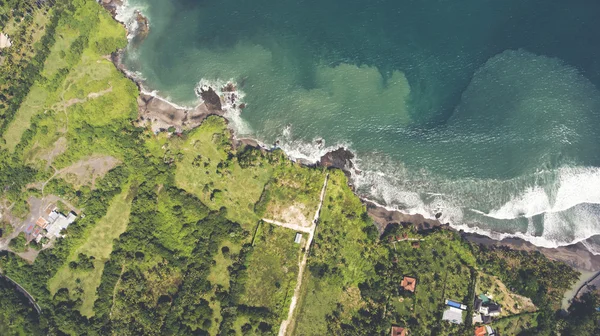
[277,173,329,336]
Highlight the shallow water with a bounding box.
[120,0,600,250]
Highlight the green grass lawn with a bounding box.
[208,240,243,290]
[4,0,134,170]
[3,85,48,151]
[47,185,132,317]
[174,116,273,230]
[388,232,476,335]
[41,24,78,79]
[492,312,539,335]
[239,222,302,319]
[256,163,326,226]
[292,271,348,335]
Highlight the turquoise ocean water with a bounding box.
[118,0,600,251]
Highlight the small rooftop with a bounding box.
[391,326,407,336]
[474,326,486,336]
[401,276,416,293]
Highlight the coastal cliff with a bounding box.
[103,0,600,277]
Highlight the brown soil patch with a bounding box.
[268,203,312,228]
[58,155,120,188]
[477,272,537,315]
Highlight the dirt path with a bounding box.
[261,218,312,233]
[278,173,329,336]
[109,264,126,318]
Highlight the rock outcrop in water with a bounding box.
[100,0,123,18]
[196,86,222,111]
[318,147,354,170]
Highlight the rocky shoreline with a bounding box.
[365,197,600,273]
[102,2,600,277]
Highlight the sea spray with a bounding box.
[114,0,149,41]
[195,79,252,135]
[116,0,600,255]
[117,74,600,253]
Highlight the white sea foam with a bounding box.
[348,150,600,253]
[125,82,600,253]
[275,126,352,164]
[485,166,600,220]
[486,186,551,219]
[140,89,195,110]
[194,78,252,135]
[114,0,148,41]
[126,77,600,254]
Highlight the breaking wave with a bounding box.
[114,0,149,41]
[195,78,252,135]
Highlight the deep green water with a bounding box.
[120,0,600,250]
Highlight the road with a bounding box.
[0,273,41,314]
[276,173,329,336]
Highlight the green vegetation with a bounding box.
[256,165,326,226]
[47,185,133,317]
[492,312,539,335]
[0,0,56,135]
[8,232,29,253]
[173,116,274,229]
[0,276,41,336]
[0,0,596,335]
[476,272,537,316]
[0,220,14,238]
[240,223,302,318]
[293,170,386,335]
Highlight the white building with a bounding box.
[45,211,77,238]
[479,304,502,317]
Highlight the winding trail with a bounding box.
[276,173,329,336]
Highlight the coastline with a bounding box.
[103,0,600,278]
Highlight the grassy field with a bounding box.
[3,85,49,151]
[257,164,326,227]
[47,185,132,317]
[293,272,346,335]
[389,232,476,335]
[3,0,134,170]
[239,222,302,318]
[208,240,243,290]
[174,116,273,229]
[292,170,386,334]
[0,8,52,127]
[476,272,537,316]
[492,312,539,335]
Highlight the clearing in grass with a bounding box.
[256,163,326,227]
[47,185,133,317]
[174,116,273,229]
